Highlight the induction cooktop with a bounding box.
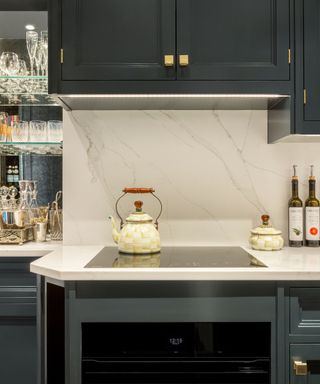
[84,246,267,269]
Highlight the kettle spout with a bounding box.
[108,215,120,244]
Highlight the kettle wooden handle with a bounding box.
[115,188,162,230]
[123,188,155,194]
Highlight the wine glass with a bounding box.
[17,59,28,94]
[0,52,20,101]
[0,53,22,103]
[0,52,20,76]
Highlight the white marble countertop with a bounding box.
[0,241,62,257]
[29,245,320,281]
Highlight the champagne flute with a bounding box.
[40,31,48,76]
[26,31,39,102]
[26,31,38,77]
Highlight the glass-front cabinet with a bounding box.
[0,6,62,212]
[0,3,62,384]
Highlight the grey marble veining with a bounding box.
[63,110,320,246]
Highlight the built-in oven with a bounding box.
[82,322,271,384]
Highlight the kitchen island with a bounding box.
[31,245,320,280]
[30,246,320,384]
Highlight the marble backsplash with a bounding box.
[63,110,320,246]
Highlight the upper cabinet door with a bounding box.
[61,0,176,81]
[177,0,290,81]
[303,0,320,121]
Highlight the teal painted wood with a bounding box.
[290,344,320,383]
[60,281,278,384]
[177,0,290,81]
[302,0,320,122]
[0,318,37,384]
[290,287,320,335]
[49,0,293,96]
[294,0,320,134]
[277,285,288,384]
[61,0,176,81]
[0,258,37,384]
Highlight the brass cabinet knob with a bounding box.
[164,55,174,67]
[293,360,308,376]
[179,54,189,67]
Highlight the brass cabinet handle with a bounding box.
[179,54,189,67]
[293,360,308,376]
[164,55,174,67]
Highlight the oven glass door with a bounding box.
[82,358,270,384]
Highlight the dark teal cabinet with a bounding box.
[49,0,292,95]
[0,258,37,384]
[177,0,290,81]
[295,0,320,134]
[61,0,176,81]
[287,285,320,384]
[290,344,320,383]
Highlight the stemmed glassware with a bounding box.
[0,31,49,104]
[26,31,38,78]
[40,31,48,77]
[0,52,21,103]
[26,31,39,101]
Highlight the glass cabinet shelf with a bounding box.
[0,75,55,105]
[0,93,58,106]
[0,142,62,156]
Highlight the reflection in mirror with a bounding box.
[0,153,62,206]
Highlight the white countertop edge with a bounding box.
[29,245,320,281]
[30,265,320,281]
[0,241,62,257]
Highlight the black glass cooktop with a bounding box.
[85,246,266,269]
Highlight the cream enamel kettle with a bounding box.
[109,188,162,254]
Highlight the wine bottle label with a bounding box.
[306,207,320,241]
[289,207,303,241]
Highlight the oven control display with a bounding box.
[169,337,184,346]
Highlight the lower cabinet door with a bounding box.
[291,344,320,383]
[0,317,36,384]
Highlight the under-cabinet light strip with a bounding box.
[62,94,288,98]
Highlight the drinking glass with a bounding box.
[18,59,28,76]
[0,112,8,142]
[0,52,20,76]
[26,31,38,77]
[40,31,48,76]
[11,120,29,142]
[29,120,47,142]
[47,120,63,142]
[26,31,39,101]
[0,52,20,102]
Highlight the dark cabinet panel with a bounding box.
[61,0,176,81]
[0,258,37,384]
[290,344,320,384]
[177,0,290,80]
[303,0,320,121]
[0,318,36,384]
[290,287,320,335]
[292,0,320,135]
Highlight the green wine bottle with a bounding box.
[305,165,320,247]
[288,165,303,247]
